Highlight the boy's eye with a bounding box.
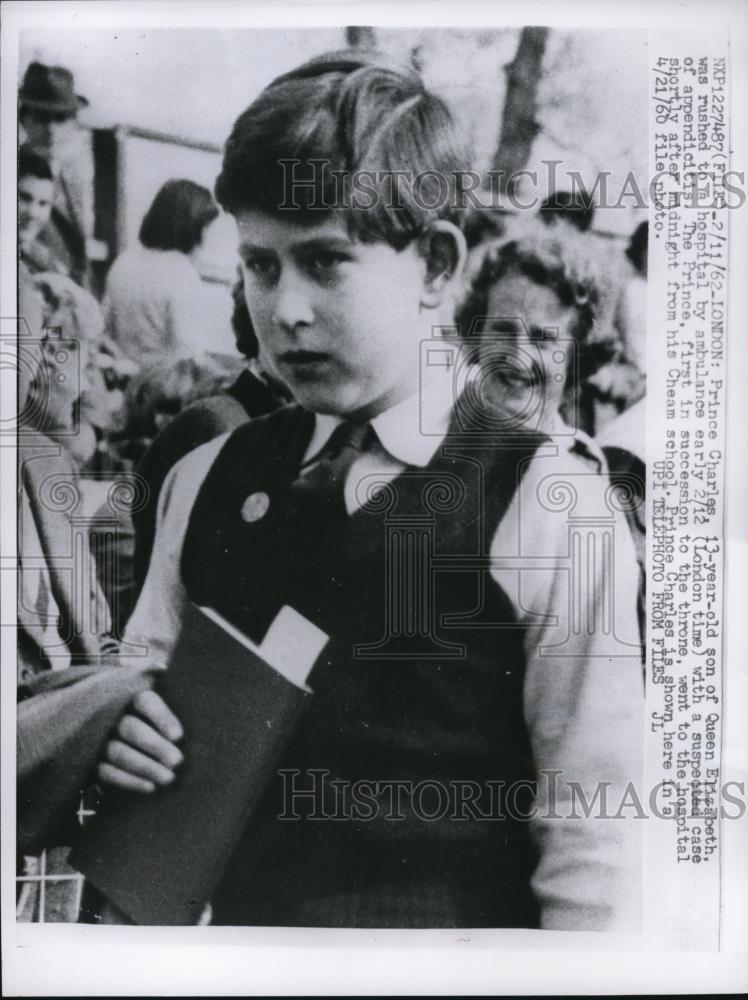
[243,256,279,284]
[304,251,348,280]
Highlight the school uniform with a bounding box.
[122,365,644,930]
[132,364,284,593]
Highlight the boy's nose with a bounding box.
[272,274,315,332]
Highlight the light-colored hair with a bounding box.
[457,220,621,351]
[32,271,104,343]
[215,49,469,250]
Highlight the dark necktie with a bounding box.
[290,420,376,517]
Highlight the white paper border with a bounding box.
[2,0,746,994]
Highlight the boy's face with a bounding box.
[236,209,432,419]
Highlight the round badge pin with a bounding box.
[241,491,270,523]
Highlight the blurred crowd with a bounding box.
[18,63,248,478]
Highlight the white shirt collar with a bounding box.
[302,356,603,470]
[303,361,462,468]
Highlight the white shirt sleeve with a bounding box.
[167,257,214,356]
[122,434,230,669]
[491,443,644,931]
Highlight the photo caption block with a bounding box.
[645,28,729,950]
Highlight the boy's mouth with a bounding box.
[280,350,332,368]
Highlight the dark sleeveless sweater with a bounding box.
[180,403,547,927]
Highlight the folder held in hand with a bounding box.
[72,602,326,925]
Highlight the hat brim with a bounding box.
[19,94,88,115]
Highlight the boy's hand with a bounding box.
[98,690,184,794]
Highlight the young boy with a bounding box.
[95,51,644,930]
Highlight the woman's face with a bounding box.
[480,273,577,432]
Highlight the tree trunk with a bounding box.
[492,27,549,195]
[345,26,377,49]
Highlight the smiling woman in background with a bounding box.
[458,223,646,640]
[103,179,219,364]
[457,222,624,438]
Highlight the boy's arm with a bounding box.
[99,435,230,792]
[124,432,232,665]
[492,446,644,932]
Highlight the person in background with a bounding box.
[537,194,645,430]
[614,220,648,373]
[595,225,648,646]
[538,189,595,233]
[457,221,620,439]
[24,277,97,469]
[18,146,64,277]
[16,275,142,924]
[116,356,234,466]
[27,272,136,470]
[103,179,219,364]
[582,222,648,431]
[131,271,289,594]
[461,203,507,250]
[19,62,94,288]
[458,224,645,648]
[90,352,248,635]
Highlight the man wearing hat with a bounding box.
[19,62,94,288]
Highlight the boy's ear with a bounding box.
[418,221,467,309]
